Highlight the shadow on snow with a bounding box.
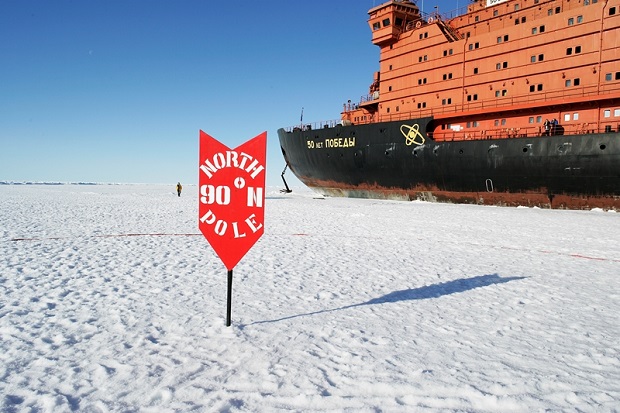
[246,273,526,326]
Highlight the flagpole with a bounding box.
[226,269,233,326]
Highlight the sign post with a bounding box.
[198,131,267,326]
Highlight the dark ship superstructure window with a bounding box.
[605,72,620,81]
[533,25,546,34]
[568,16,583,25]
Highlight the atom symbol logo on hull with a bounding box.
[400,124,425,146]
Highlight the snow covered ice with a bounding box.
[1,183,619,412]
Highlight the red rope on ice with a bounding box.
[9,233,619,263]
[10,233,202,241]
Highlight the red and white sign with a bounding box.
[198,131,267,270]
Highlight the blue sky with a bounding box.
[1,0,459,187]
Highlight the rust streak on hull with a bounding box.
[302,178,620,210]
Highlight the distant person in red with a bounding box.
[176,182,182,197]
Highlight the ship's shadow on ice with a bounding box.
[247,274,526,326]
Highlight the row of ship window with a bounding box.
[479,4,617,31]
[411,49,618,88]
[398,71,618,110]
[387,103,620,119]
[469,0,605,24]
[402,70,618,101]
[370,2,613,31]
[437,41,583,61]
[400,5,614,59]
[417,44,580,67]
[395,0,613,39]
[437,109,620,131]
[416,8,605,50]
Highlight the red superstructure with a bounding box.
[344,0,620,140]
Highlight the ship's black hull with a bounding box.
[278,117,620,209]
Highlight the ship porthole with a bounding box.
[413,150,418,157]
[385,150,390,156]
[522,147,528,153]
[600,144,607,150]
[459,149,464,154]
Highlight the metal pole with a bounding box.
[226,269,233,326]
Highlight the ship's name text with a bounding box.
[307,137,356,150]
[486,0,508,7]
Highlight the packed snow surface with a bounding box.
[1,184,619,412]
